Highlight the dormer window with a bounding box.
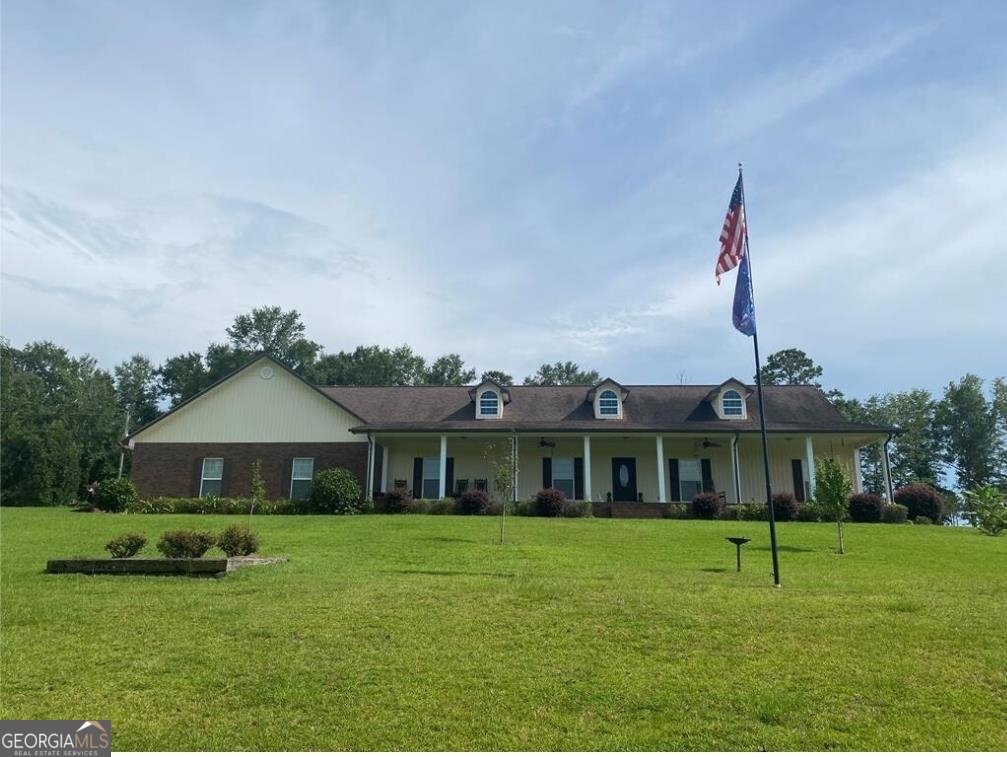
[479,390,500,418]
[708,379,749,420]
[722,390,743,417]
[599,390,620,416]
[589,379,627,419]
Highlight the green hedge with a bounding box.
[130,497,309,515]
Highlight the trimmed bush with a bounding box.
[690,492,722,519]
[771,493,799,522]
[561,500,592,518]
[156,530,216,558]
[105,533,147,558]
[740,503,768,521]
[914,515,934,526]
[513,499,534,517]
[895,484,944,524]
[217,525,259,557]
[309,468,363,514]
[94,478,138,513]
[796,501,823,522]
[380,488,413,514]
[132,497,301,515]
[532,488,567,517]
[882,503,909,524]
[455,488,491,515]
[848,493,884,523]
[661,503,690,519]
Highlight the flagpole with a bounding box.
[737,163,782,588]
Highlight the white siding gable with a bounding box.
[130,357,362,444]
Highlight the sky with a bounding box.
[2,0,1005,399]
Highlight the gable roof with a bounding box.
[319,383,892,435]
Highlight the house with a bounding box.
[125,355,895,512]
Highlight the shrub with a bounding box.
[513,499,535,517]
[740,503,768,521]
[217,525,259,557]
[662,503,690,519]
[795,501,823,522]
[848,493,884,523]
[720,505,742,521]
[532,488,567,517]
[690,492,722,519]
[771,493,799,521]
[455,488,491,515]
[94,478,138,513]
[156,530,216,558]
[894,484,944,524]
[963,485,1007,536]
[105,533,147,558]
[561,500,592,518]
[882,503,909,524]
[380,488,413,514]
[913,515,933,526]
[309,468,362,514]
[132,497,301,515]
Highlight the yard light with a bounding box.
[726,537,750,572]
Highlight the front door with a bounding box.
[611,457,637,501]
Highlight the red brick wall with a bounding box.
[130,442,369,499]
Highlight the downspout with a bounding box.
[882,431,895,504]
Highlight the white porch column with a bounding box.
[804,436,816,501]
[881,438,894,503]
[583,435,593,501]
[380,444,389,493]
[655,436,667,503]
[853,447,863,494]
[438,435,448,499]
[366,436,376,500]
[731,434,741,502]
[511,435,519,502]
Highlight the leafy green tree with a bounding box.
[307,345,427,385]
[815,457,852,554]
[481,370,514,386]
[114,354,161,429]
[523,361,600,386]
[422,354,476,385]
[205,342,254,382]
[225,306,321,371]
[157,352,210,408]
[759,348,823,386]
[935,374,1006,491]
[963,485,1007,536]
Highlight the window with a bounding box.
[598,390,620,416]
[200,458,224,497]
[551,457,575,499]
[722,390,743,417]
[479,390,500,417]
[678,458,704,501]
[290,457,314,500]
[422,458,441,499]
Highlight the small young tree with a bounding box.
[963,485,1007,536]
[249,458,265,525]
[815,457,852,554]
[483,438,519,543]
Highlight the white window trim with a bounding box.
[477,390,502,419]
[716,388,747,420]
[200,457,224,497]
[290,457,314,500]
[593,387,624,419]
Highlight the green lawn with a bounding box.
[1,509,1005,751]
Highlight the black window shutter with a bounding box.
[412,457,423,499]
[542,458,552,489]
[701,458,714,492]
[194,458,204,497]
[283,457,293,500]
[574,457,584,500]
[669,459,680,501]
[445,458,455,497]
[791,459,805,501]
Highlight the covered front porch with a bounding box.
[365,431,890,505]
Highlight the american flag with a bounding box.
[715,174,746,284]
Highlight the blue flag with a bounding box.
[732,251,756,336]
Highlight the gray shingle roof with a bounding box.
[318,384,891,435]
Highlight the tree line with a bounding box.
[2,308,1004,506]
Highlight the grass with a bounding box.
[1,508,1005,751]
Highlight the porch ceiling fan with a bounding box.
[700,438,723,448]
[538,437,556,448]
